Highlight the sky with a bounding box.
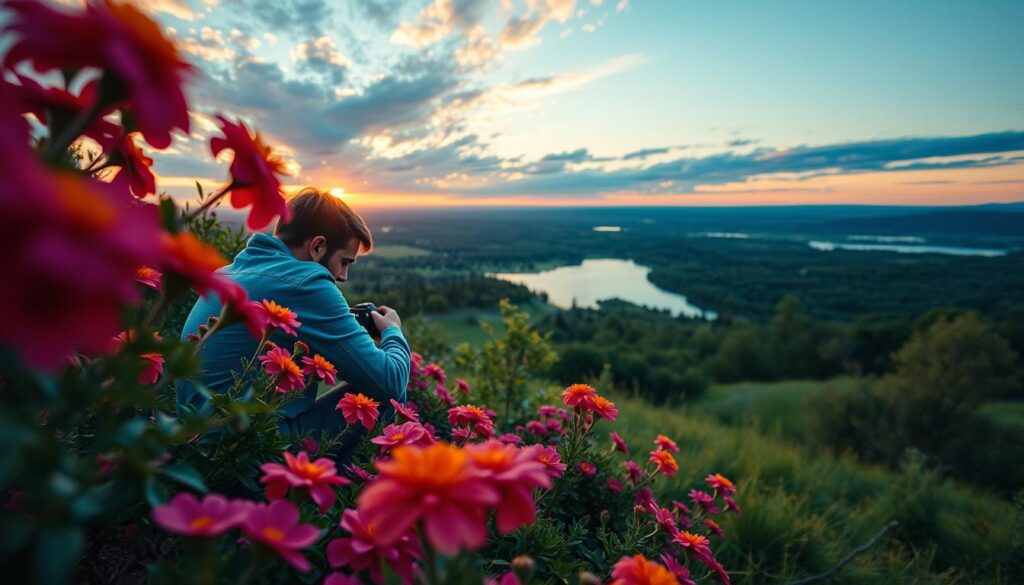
[64,0,1024,206]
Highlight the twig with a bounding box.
[783,521,898,585]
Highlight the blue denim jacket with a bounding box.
[177,233,410,417]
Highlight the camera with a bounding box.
[350,302,380,338]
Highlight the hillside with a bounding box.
[822,209,1024,237]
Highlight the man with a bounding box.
[177,187,410,451]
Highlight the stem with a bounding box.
[185,183,235,223]
[417,525,440,585]
[45,94,106,160]
[229,334,270,394]
[140,291,169,332]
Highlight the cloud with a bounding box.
[239,0,334,36]
[175,26,236,62]
[623,147,671,160]
[500,0,577,49]
[351,0,406,29]
[391,0,490,47]
[291,36,351,85]
[136,0,202,21]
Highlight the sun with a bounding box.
[327,187,345,199]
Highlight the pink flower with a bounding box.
[336,393,381,430]
[705,473,736,496]
[648,502,678,536]
[3,0,192,149]
[327,508,421,584]
[151,492,248,538]
[215,281,269,339]
[625,460,644,484]
[301,354,337,385]
[0,97,160,368]
[672,500,691,516]
[498,433,524,445]
[139,352,164,385]
[324,574,361,585]
[562,383,597,408]
[299,436,320,454]
[654,435,679,453]
[371,422,434,452]
[258,347,306,393]
[343,464,374,483]
[390,398,419,422]
[467,441,551,533]
[704,518,724,537]
[722,496,741,516]
[635,487,655,509]
[688,490,718,515]
[545,417,564,434]
[672,531,713,565]
[211,116,289,230]
[135,266,161,290]
[260,451,349,514]
[434,383,453,405]
[659,554,697,585]
[535,446,567,479]
[610,554,680,585]
[588,395,618,422]
[578,461,597,476]
[455,377,472,394]
[610,431,629,454]
[607,477,623,494]
[422,363,446,384]
[538,405,557,418]
[242,500,320,572]
[356,443,500,555]
[258,299,301,336]
[526,421,547,436]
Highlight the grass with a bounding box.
[606,394,1022,584]
[976,400,1024,431]
[428,303,557,349]
[690,378,860,441]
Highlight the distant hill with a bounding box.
[823,209,1024,237]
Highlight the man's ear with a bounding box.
[309,235,328,262]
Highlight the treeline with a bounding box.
[346,269,536,314]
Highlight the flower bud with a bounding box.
[512,555,535,583]
[293,340,310,356]
[187,333,200,342]
[579,572,602,585]
[198,324,209,335]
[207,316,219,327]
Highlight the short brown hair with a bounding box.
[274,187,372,254]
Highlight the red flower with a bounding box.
[242,500,320,572]
[654,435,679,453]
[7,74,117,139]
[327,508,421,584]
[3,0,192,149]
[258,347,305,393]
[103,132,156,199]
[301,354,336,385]
[466,441,551,533]
[610,554,680,585]
[260,451,350,514]
[135,266,161,290]
[610,431,629,454]
[138,352,164,385]
[258,299,301,336]
[210,116,289,230]
[650,449,679,477]
[337,393,380,430]
[213,280,268,339]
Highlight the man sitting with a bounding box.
[177,187,410,452]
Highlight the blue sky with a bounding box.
[114,0,1024,206]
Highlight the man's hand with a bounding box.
[371,305,402,332]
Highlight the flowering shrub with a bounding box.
[0,2,741,584]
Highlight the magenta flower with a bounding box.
[151,492,248,538]
[625,460,644,484]
[242,500,320,572]
[654,435,679,453]
[607,477,623,494]
[327,508,421,583]
[422,363,446,384]
[498,433,524,445]
[648,502,679,536]
[705,473,737,496]
[535,445,567,479]
[260,451,349,514]
[723,496,741,516]
[578,461,597,476]
[467,441,552,533]
[526,421,547,436]
[371,422,434,452]
[299,436,320,454]
[258,299,301,336]
[390,398,420,422]
[324,574,361,585]
[689,489,719,515]
[610,431,629,454]
[538,405,557,418]
[139,352,164,385]
[211,116,290,230]
[635,487,654,509]
[660,554,698,585]
[455,377,472,394]
[258,347,306,393]
[301,354,337,385]
[704,518,725,537]
[434,383,454,405]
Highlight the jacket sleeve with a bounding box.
[290,271,410,405]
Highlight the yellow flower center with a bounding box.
[189,516,214,530]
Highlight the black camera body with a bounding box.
[351,302,380,338]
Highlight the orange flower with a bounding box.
[301,354,336,385]
[161,231,230,297]
[258,347,305,393]
[562,383,597,407]
[654,435,679,453]
[258,299,301,336]
[135,265,161,290]
[611,554,680,585]
[705,473,736,496]
[356,443,500,554]
[649,449,679,477]
[589,395,618,422]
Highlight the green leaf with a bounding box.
[145,475,170,508]
[159,464,208,493]
[158,195,180,233]
[34,526,82,585]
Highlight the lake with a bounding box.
[491,258,716,319]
